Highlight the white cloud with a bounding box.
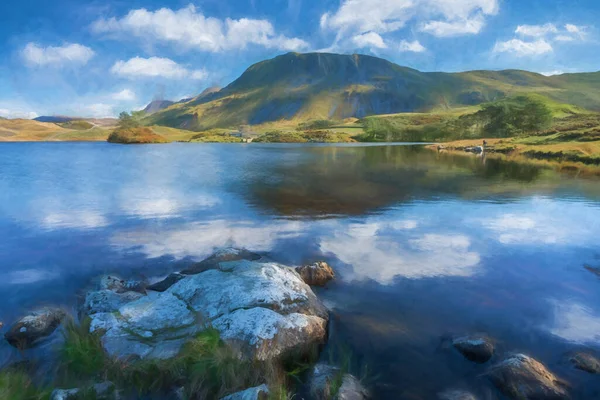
[112,89,136,101]
[549,301,600,345]
[321,0,498,42]
[398,39,426,52]
[515,23,558,38]
[351,32,387,49]
[493,39,553,56]
[111,57,208,80]
[92,4,308,52]
[420,15,485,37]
[554,35,575,42]
[319,220,480,284]
[79,103,115,118]
[42,211,108,230]
[22,42,95,67]
[0,108,38,119]
[540,70,564,76]
[565,23,586,37]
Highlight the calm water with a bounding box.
[1,142,600,398]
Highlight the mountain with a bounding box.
[146,52,600,131]
[143,100,175,114]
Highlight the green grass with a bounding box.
[107,127,171,144]
[0,370,50,400]
[58,319,107,382]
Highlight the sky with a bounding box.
[0,0,598,119]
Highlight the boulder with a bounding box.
[569,352,600,374]
[50,382,116,400]
[99,275,147,294]
[221,384,269,400]
[486,354,569,399]
[5,308,66,349]
[181,247,261,275]
[147,273,186,292]
[295,262,335,286]
[310,363,369,400]
[438,390,477,400]
[452,335,494,364]
[83,249,329,362]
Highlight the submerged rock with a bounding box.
[452,335,494,364]
[486,354,569,399]
[50,382,116,400]
[310,363,369,400]
[181,247,261,275]
[147,273,185,292]
[438,390,477,400]
[84,249,329,362]
[295,261,335,286]
[221,384,269,400]
[569,352,600,374]
[5,307,66,349]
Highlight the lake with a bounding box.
[1,142,600,398]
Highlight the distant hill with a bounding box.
[34,116,118,127]
[146,52,600,131]
[143,100,175,114]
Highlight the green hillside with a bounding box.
[146,52,600,131]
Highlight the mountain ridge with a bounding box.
[145,52,600,130]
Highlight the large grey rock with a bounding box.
[569,352,600,374]
[5,308,66,349]
[84,249,329,362]
[310,363,369,400]
[168,260,328,320]
[82,290,144,315]
[181,247,261,275]
[452,335,494,364]
[51,382,116,400]
[295,262,335,286]
[221,384,269,400]
[213,308,327,361]
[486,354,569,399]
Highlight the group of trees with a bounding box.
[360,95,554,142]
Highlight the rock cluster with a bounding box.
[310,363,369,400]
[82,248,329,362]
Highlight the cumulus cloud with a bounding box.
[21,42,94,67]
[321,0,498,48]
[111,57,208,80]
[498,22,588,56]
[0,108,38,119]
[493,39,553,56]
[319,221,480,284]
[352,32,387,49]
[398,39,426,52]
[397,40,426,53]
[92,4,308,52]
[515,23,558,38]
[549,301,600,345]
[111,89,136,101]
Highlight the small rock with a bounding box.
[310,363,369,400]
[147,273,186,292]
[569,352,600,374]
[296,262,335,286]
[452,335,494,364]
[220,384,269,400]
[5,308,66,349]
[584,265,600,278]
[181,247,261,275]
[486,354,569,399]
[100,275,147,294]
[438,389,477,400]
[50,382,116,400]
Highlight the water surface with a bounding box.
[1,142,600,398]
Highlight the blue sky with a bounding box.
[0,0,598,118]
